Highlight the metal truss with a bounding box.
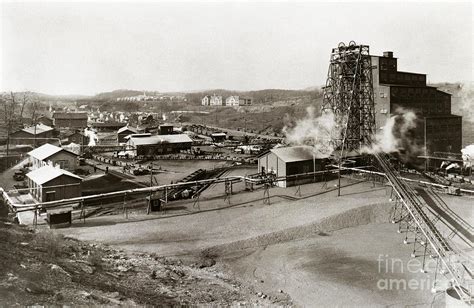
[321,41,376,153]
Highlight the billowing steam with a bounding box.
[283,107,340,157]
[84,127,98,147]
[361,108,422,162]
[461,144,474,169]
[162,113,167,121]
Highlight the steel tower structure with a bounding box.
[321,41,376,154]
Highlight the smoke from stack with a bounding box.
[84,127,98,147]
[362,108,423,162]
[283,107,341,157]
[461,144,474,169]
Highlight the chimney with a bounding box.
[383,51,393,58]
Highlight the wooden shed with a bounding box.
[46,206,73,228]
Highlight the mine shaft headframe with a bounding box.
[321,41,376,154]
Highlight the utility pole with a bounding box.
[150,162,153,187]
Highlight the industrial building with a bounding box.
[91,121,125,132]
[53,112,88,129]
[9,124,55,146]
[117,126,138,143]
[126,134,193,157]
[257,145,328,188]
[26,165,82,202]
[36,115,54,127]
[66,131,88,147]
[371,51,462,154]
[28,143,78,171]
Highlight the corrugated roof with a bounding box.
[53,112,88,119]
[28,143,77,161]
[117,126,138,134]
[26,165,82,185]
[128,134,193,146]
[270,145,328,163]
[21,124,54,135]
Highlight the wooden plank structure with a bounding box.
[46,206,73,228]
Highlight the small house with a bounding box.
[257,145,328,187]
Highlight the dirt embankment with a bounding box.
[204,202,392,257]
[0,202,265,306]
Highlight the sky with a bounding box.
[0,1,472,95]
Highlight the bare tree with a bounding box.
[19,91,32,119]
[4,92,18,168]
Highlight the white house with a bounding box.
[225,96,240,106]
[202,95,211,106]
[209,95,223,106]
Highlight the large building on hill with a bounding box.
[371,51,462,154]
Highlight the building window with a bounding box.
[57,160,69,169]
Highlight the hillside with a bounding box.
[0,202,258,306]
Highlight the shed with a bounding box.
[126,134,193,156]
[211,132,227,143]
[10,124,55,146]
[26,165,82,202]
[117,126,138,143]
[257,145,328,187]
[46,206,73,228]
[53,112,88,129]
[159,124,174,135]
[146,195,163,212]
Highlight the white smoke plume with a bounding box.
[362,108,423,163]
[84,127,98,147]
[283,107,340,157]
[461,144,474,168]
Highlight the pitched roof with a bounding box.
[117,126,138,134]
[128,134,193,146]
[28,143,77,161]
[53,112,88,119]
[26,165,82,185]
[270,145,328,163]
[21,124,54,135]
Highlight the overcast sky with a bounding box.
[1,1,472,95]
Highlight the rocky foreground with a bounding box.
[0,217,270,306]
